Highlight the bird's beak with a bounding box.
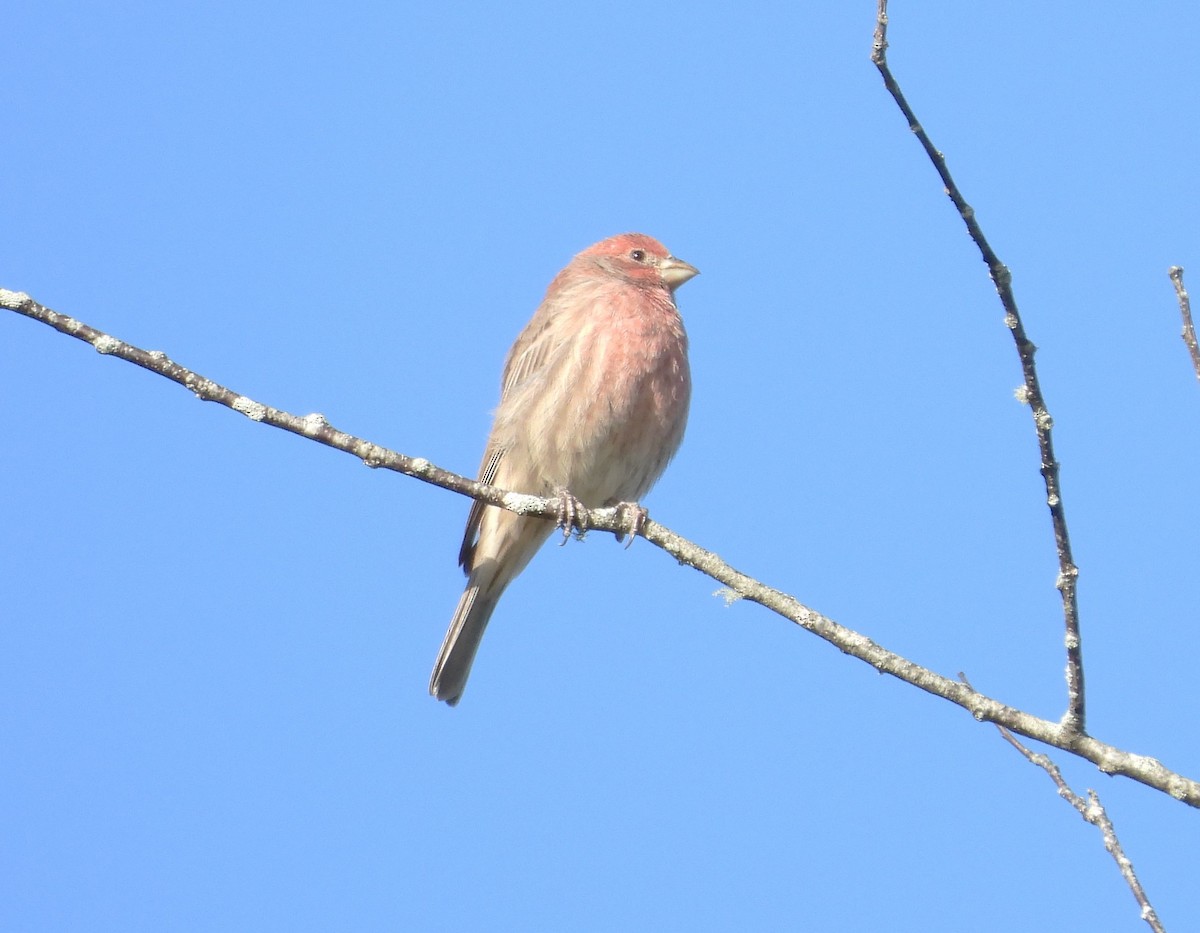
[660,256,700,291]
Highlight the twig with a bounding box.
[1169,267,1200,382]
[871,0,1085,736]
[995,727,1167,933]
[4,287,1198,807]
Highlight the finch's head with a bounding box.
[580,233,699,293]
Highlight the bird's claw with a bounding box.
[555,489,590,545]
[614,501,649,549]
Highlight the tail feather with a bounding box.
[429,577,502,706]
[431,511,551,705]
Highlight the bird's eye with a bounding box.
[630,249,646,262]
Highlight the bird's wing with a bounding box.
[458,301,560,572]
[497,303,558,401]
[458,445,502,572]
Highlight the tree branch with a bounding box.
[1169,266,1200,382]
[4,286,1197,808]
[995,725,1167,933]
[871,0,1085,736]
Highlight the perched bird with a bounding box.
[430,232,699,705]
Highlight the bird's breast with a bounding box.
[490,285,691,505]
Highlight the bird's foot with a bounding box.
[613,501,649,549]
[555,488,590,545]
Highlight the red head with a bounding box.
[576,233,699,292]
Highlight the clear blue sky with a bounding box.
[5,2,1198,930]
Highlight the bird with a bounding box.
[429,232,699,705]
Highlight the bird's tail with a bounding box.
[429,574,503,706]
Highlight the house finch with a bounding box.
[429,232,699,705]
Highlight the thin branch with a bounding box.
[4,287,1198,808]
[995,726,1167,933]
[871,0,1085,736]
[1169,266,1200,382]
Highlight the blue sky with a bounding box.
[4,2,1198,930]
